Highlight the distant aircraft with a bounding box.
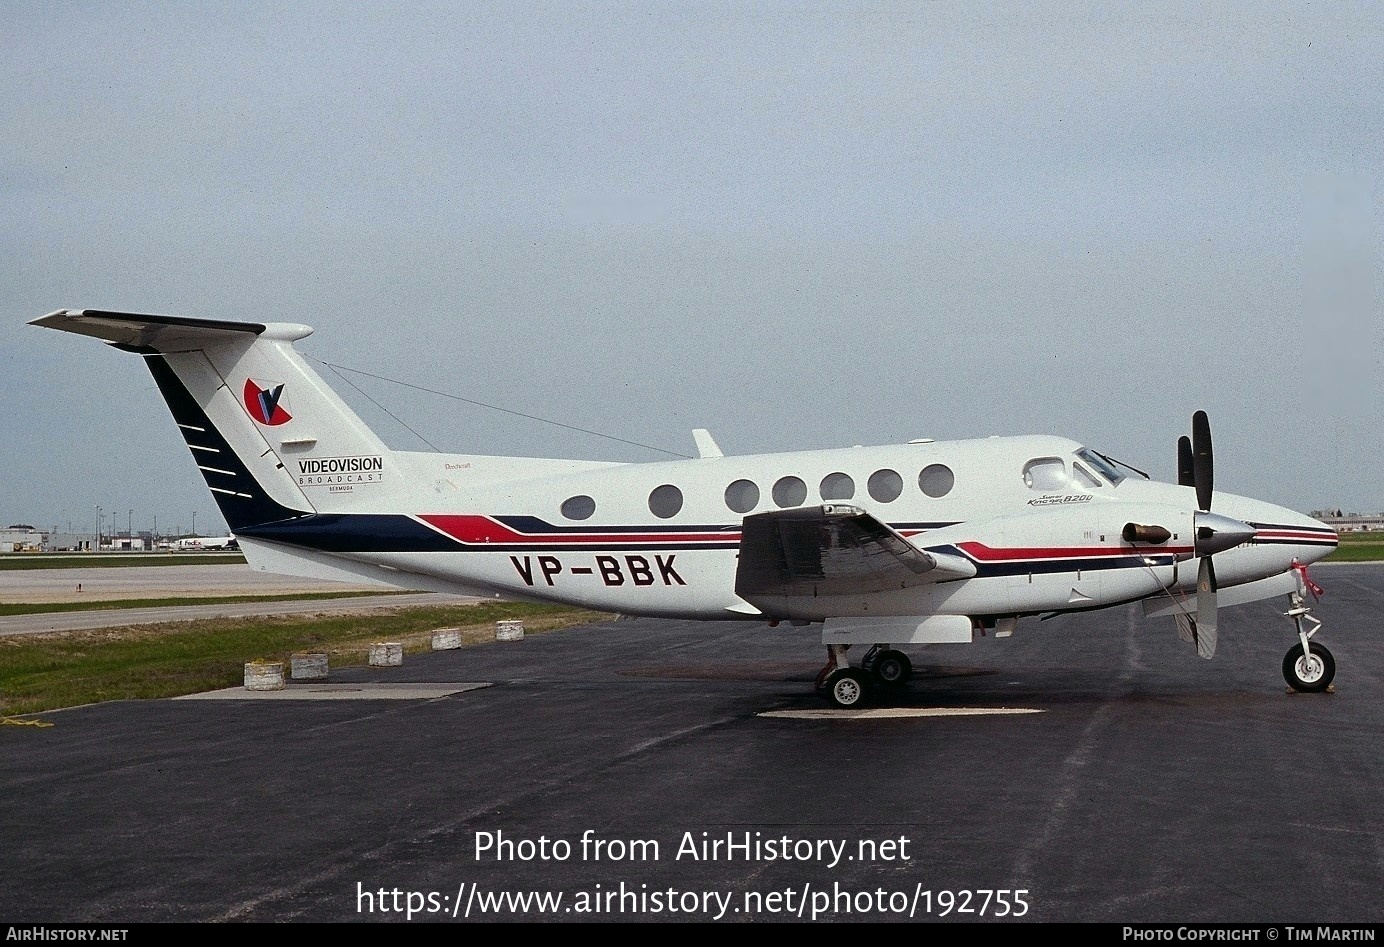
[174,536,239,551]
[34,310,1338,706]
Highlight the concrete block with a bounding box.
[290,652,329,680]
[431,629,462,650]
[369,642,403,667]
[244,661,285,691]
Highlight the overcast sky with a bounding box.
[4,2,1380,536]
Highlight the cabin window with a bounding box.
[648,484,684,519]
[918,464,954,498]
[772,476,808,508]
[560,495,596,521]
[1023,457,1073,491]
[725,479,759,514]
[867,468,903,502]
[819,472,855,501]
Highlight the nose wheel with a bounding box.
[1283,640,1334,692]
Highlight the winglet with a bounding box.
[692,428,724,459]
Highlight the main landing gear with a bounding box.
[814,644,913,708]
[1282,583,1333,693]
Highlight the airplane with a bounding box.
[173,536,239,551]
[32,309,1340,707]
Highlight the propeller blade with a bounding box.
[1174,611,1195,646]
[1194,556,1218,659]
[1178,435,1194,487]
[1192,410,1213,511]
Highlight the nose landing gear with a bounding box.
[1282,563,1333,693]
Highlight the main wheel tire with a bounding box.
[873,650,912,688]
[823,669,870,708]
[1283,641,1335,693]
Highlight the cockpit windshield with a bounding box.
[1074,448,1145,486]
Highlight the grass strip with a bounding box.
[0,554,247,571]
[1322,532,1384,563]
[0,590,408,617]
[0,601,606,716]
[1323,543,1384,563]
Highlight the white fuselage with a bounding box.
[240,434,1335,623]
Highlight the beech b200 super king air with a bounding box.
[33,310,1340,707]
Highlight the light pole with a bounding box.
[94,506,101,553]
[192,511,197,537]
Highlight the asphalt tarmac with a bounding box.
[2,565,1380,924]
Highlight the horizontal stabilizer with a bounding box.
[30,309,306,351]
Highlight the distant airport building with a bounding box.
[1,526,157,552]
[43,532,95,552]
[1314,511,1384,532]
[0,525,47,552]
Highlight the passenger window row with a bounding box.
[559,465,955,521]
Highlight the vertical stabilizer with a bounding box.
[31,310,399,530]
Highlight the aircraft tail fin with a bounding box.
[31,310,397,532]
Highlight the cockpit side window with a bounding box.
[1023,458,1072,491]
[1072,462,1102,488]
[1075,448,1125,485]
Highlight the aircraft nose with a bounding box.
[1252,503,1338,565]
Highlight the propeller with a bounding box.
[1177,435,1194,488]
[1194,556,1218,658]
[1178,410,1255,659]
[1192,410,1213,512]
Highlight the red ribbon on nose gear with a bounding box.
[1291,559,1324,601]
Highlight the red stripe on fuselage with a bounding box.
[956,541,1194,561]
[417,514,738,546]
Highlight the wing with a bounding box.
[1142,568,1298,619]
[734,504,976,604]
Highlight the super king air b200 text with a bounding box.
[33,310,1340,708]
